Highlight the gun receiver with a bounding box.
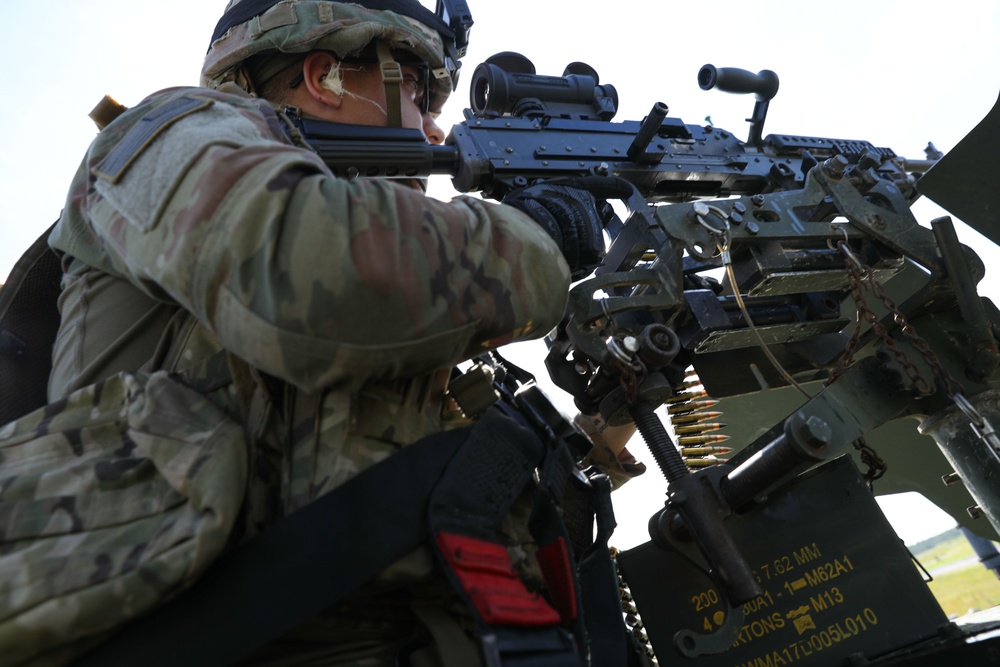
[297,54,916,206]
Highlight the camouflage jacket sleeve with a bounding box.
[50,88,571,391]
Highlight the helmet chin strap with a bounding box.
[375,41,404,127]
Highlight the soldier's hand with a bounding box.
[503,177,619,280]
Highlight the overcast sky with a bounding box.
[2,1,999,546]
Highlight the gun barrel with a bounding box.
[902,159,937,173]
[311,141,459,179]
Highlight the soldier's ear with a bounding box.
[302,51,345,110]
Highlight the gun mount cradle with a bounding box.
[303,53,1000,665]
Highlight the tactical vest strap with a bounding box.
[576,474,640,666]
[0,222,61,425]
[428,406,587,667]
[73,420,472,667]
[479,629,582,667]
[73,389,621,667]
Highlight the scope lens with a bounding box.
[472,77,490,114]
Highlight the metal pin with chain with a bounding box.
[835,241,1000,473]
[953,393,1000,464]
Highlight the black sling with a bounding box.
[0,222,61,425]
[73,417,472,667]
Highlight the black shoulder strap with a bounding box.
[73,422,472,667]
[72,388,627,667]
[0,222,61,425]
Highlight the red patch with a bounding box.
[435,532,561,627]
[535,537,579,624]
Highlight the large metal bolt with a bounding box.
[858,152,880,170]
[866,213,887,231]
[798,416,832,449]
[822,154,850,179]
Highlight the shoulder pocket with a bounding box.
[0,370,247,665]
[94,95,214,185]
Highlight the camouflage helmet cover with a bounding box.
[202,0,461,112]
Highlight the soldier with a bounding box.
[4,0,640,665]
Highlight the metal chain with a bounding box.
[611,547,659,665]
[858,255,962,398]
[852,436,887,491]
[833,242,1000,460]
[829,242,939,395]
[612,351,644,406]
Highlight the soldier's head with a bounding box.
[202,0,469,143]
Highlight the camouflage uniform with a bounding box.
[0,362,249,666]
[28,74,571,665]
[0,0,579,662]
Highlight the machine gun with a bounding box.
[292,52,933,203]
[295,54,1000,665]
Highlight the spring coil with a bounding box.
[666,369,730,469]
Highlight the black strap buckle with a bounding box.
[481,628,583,667]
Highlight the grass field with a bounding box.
[927,563,1000,619]
[918,535,982,571]
[914,533,1000,619]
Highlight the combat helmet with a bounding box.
[202,0,472,120]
